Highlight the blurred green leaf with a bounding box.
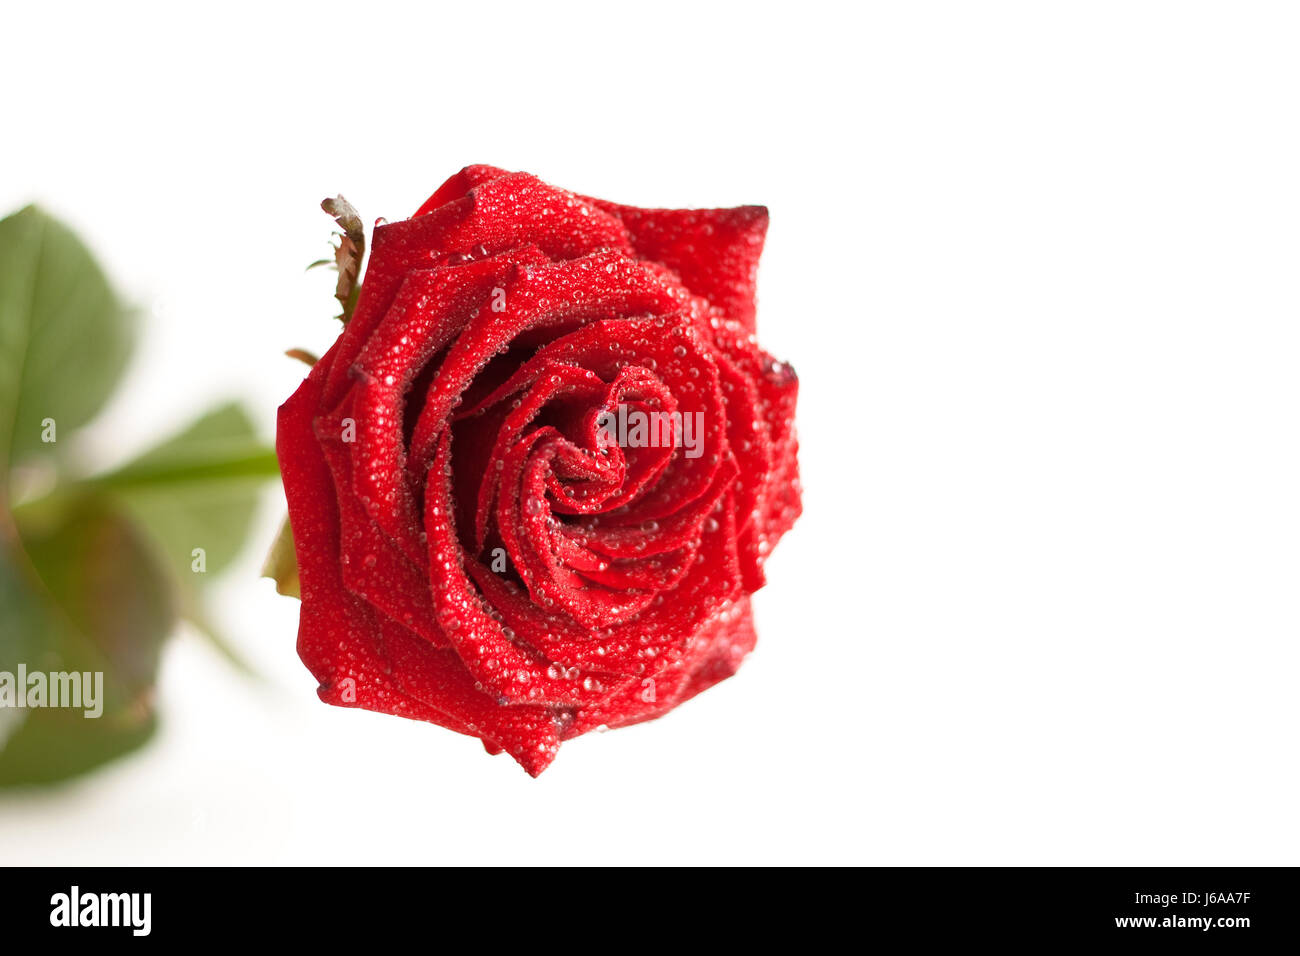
[97,402,278,580]
[0,206,134,480]
[0,503,173,786]
[20,503,175,693]
[0,707,158,787]
[0,519,55,679]
[0,206,153,787]
[0,209,281,787]
[92,401,278,672]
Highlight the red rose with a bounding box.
[277,166,800,774]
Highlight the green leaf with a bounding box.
[0,503,173,786]
[0,707,157,787]
[0,206,134,482]
[96,402,278,581]
[91,401,279,674]
[0,518,55,680]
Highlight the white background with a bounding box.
[2,1,1297,865]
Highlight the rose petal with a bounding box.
[586,200,769,331]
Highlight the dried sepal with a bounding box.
[320,195,365,323]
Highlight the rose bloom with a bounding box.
[277,166,800,774]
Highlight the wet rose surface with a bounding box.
[277,166,801,774]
